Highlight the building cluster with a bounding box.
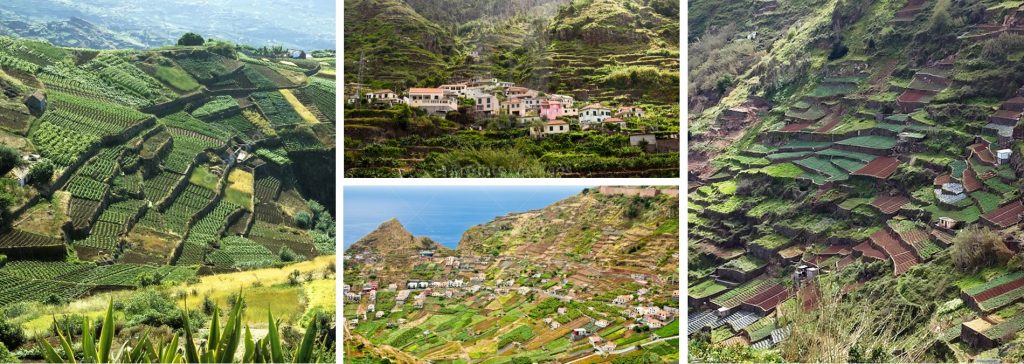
[349,77,648,136]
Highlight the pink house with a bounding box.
[539,99,564,120]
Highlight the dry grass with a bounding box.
[278,89,319,124]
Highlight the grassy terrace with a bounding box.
[719,254,766,273]
[690,279,729,299]
[750,233,791,251]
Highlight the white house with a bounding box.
[616,106,645,118]
[440,83,468,96]
[469,90,499,116]
[580,103,612,124]
[613,294,633,305]
[367,89,397,101]
[406,88,457,115]
[544,119,570,134]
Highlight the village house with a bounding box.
[375,311,385,319]
[468,90,499,115]
[406,88,457,115]
[544,119,570,134]
[602,117,627,129]
[440,83,468,96]
[395,290,411,303]
[367,303,375,313]
[580,103,612,124]
[503,97,528,116]
[345,292,361,302]
[387,283,398,291]
[549,93,575,105]
[497,81,514,88]
[539,99,565,120]
[407,280,430,289]
[469,78,498,87]
[24,90,46,113]
[616,105,644,118]
[558,307,567,315]
[613,294,633,305]
[367,89,398,101]
[413,295,426,309]
[518,287,531,295]
[506,86,537,98]
[571,328,590,341]
[595,319,610,328]
[563,106,579,117]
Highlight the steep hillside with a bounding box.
[348,218,448,257]
[342,0,456,87]
[689,0,1024,362]
[457,187,679,273]
[539,0,680,103]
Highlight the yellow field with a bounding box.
[19,256,336,335]
[279,89,319,124]
[227,169,254,194]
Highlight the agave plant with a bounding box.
[39,293,325,363]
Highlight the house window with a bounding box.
[560,126,564,131]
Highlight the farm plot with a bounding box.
[162,183,216,235]
[297,78,336,122]
[742,284,790,313]
[191,95,240,119]
[852,157,901,179]
[964,272,1024,312]
[793,157,849,182]
[888,219,941,260]
[172,51,241,81]
[252,91,304,127]
[836,136,897,150]
[84,52,176,104]
[710,278,779,310]
[143,172,183,203]
[871,194,910,214]
[981,201,1024,229]
[208,236,279,269]
[870,229,919,275]
[248,221,316,258]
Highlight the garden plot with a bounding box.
[871,194,910,215]
[741,283,790,314]
[963,272,1024,313]
[852,157,901,179]
[709,278,780,311]
[887,219,942,260]
[981,200,1024,229]
[793,156,850,183]
[869,228,919,276]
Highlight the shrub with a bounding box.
[26,159,54,185]
[177,32,205,46]
[295,212,312,228]
[123,289,191,329]
[0,315,25,349]
[0,342,16,363]
[951,226,1013,273]
[0,145,19,175]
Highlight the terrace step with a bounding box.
[868,228,920,276]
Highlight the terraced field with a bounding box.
[0,36,336,307]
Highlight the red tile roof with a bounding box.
[934,174,952,186]
[547,119,568,125]
[603,117,624,123]
[408,88,443,93]
[582,103,607,110]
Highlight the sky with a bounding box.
[343,186,589,249]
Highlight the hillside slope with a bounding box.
[457,187,679,273]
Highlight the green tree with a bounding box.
[26,159,54,185]
[0,145,20,175]
[0,342,16,363]
[951,226,1013,273]
[0,314,26,349]
[178,32,206,46]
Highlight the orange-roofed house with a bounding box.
[439,83,468,96]
[617,105,645,118]
[545,119,570,134]
[406,87,457,115]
